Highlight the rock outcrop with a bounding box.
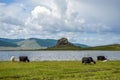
[56,38,73,46]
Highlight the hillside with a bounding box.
[0,38,120,50]
[47,45,83,50]
[28,38,57,47]
[0,40,18,47]
[46,38,120,50]
[74,43,89,48]
[85,44,120,50]
[18,39,46,49]
[47,44,120,50]
[46,38,83,50]
[0,38,88,50]
[1,38,119,50]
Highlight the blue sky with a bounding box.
[0,0,120,46]
[0,0,17,4]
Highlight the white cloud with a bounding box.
[31,6,51,19]
[0,0,120,46]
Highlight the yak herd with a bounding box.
[10,55,108,64]
[82,56,107,64]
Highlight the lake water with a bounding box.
[0,51,120,61]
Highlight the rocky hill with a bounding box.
[0,38,120,50]
[47,38,83,50]
[56,38,74,46]
[47,38,120,50]
[0,38,88,50]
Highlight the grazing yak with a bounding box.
[97,56,107,61]
[10,56,15,62]
[82,57,96,64]
[19,56,30,62]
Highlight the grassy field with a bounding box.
[0,61,120,80]
[46,44,120,51]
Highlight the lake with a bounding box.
[0,51,120,61]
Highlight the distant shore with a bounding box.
[0,44,120,51]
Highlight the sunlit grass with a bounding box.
[0,61,120,80]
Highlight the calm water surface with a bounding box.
[0,51,120,61]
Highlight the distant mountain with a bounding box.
[0,39,18,47]
[18,39,43,49]
[28,38,57,47]
[18,38,89,48]
[0,38,88,49]
[74,43,89,48]
[0,38,24,43]
[0,38,24,47]
[0,38,119,50]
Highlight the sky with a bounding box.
[0,0,120,46]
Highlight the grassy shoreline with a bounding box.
[0,49,120,51]
[0,61,120,80]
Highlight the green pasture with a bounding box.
[0,61,120,80]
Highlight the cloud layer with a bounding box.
[0,0,120,46]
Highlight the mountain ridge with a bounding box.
[0,38,120,50]
[0,39,18,47]
[0,38,88,50]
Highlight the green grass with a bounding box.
[47,45,83,50]
[0,61,120,80]
[45,44,120,51]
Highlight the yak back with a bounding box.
[97,56,107,61]
[82,57,96,64]
[19,56,30,62]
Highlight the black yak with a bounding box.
[97,56,107,61]
[82,57,96,64]
[19,56,30,62]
